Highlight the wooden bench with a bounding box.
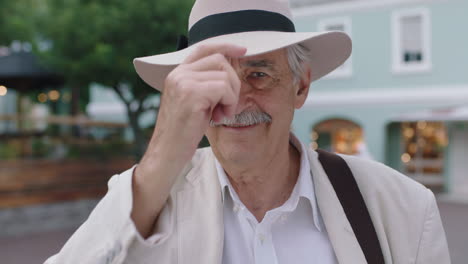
[0,159,135,208]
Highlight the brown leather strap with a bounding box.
[317,149,385,264]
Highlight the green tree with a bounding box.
[38,0,193,157]
[0,0,41,46]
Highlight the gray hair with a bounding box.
[286,43,311,84]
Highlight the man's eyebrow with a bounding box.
[242,59,275,69]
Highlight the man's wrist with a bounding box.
[136,145,189,183]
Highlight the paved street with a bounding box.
[0,228,75,264]
[0,199,466,264]
[438,200,468,264]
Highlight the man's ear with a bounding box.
[294,64,312,109]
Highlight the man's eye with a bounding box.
[249,72,268,78]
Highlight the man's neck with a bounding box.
[221,142,301,223]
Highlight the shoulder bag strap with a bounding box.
[316,149,385,264]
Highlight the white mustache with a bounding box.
[209,110,272,127]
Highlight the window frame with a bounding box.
[391,7,432,74]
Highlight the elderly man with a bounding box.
[46,0,450,263]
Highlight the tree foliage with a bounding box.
[38,0,194,157]
[0,0,39,46]
[41,0,192,87]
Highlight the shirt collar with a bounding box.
[215,132,323,232]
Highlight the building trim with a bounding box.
[304,84,468,107]
[291,0,446,17]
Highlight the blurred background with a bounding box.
[0,0,467,263]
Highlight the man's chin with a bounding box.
[221,149,259,166]
[216,140,261,162]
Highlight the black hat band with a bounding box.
[177,9,296,50]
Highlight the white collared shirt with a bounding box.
[215,134,337,264]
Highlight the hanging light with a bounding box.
[311,131,319,141]
[403,127,414,139]
[38,93,47,103]
[311,142,318,150]
[417,121,427,130]
[48,90,60,101]
[0,85,7,96]
[401,153,411,163]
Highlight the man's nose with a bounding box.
[230,59,255,114]
[231,59,253,94]
[234,78,256,115]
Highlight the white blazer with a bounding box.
[45,147,450,264]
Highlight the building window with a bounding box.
[400,121,447,191]
[391,8,432,74]
[311,118,373,159]
[317,17,352,79]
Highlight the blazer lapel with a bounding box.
[308,148,367,264]
[177,149,224,264]
[175,147,368,264]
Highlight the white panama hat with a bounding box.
[133,0,352,92]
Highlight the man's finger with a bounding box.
[187,53,232,72]
[183,43,247,64]
[196,79,238,118]
[198,80,237,105]
[187,54,241,101]
[211,104,225,123]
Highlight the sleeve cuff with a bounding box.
[115,165,173,247]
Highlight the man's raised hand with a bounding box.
[131,44,246,238]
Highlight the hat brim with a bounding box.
[133,31,351,92]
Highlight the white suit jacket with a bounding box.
[45,147,450,264]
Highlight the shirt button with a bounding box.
[258,233,265,244]
[233,204,245,212]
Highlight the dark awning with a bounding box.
[0,51,63,91]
